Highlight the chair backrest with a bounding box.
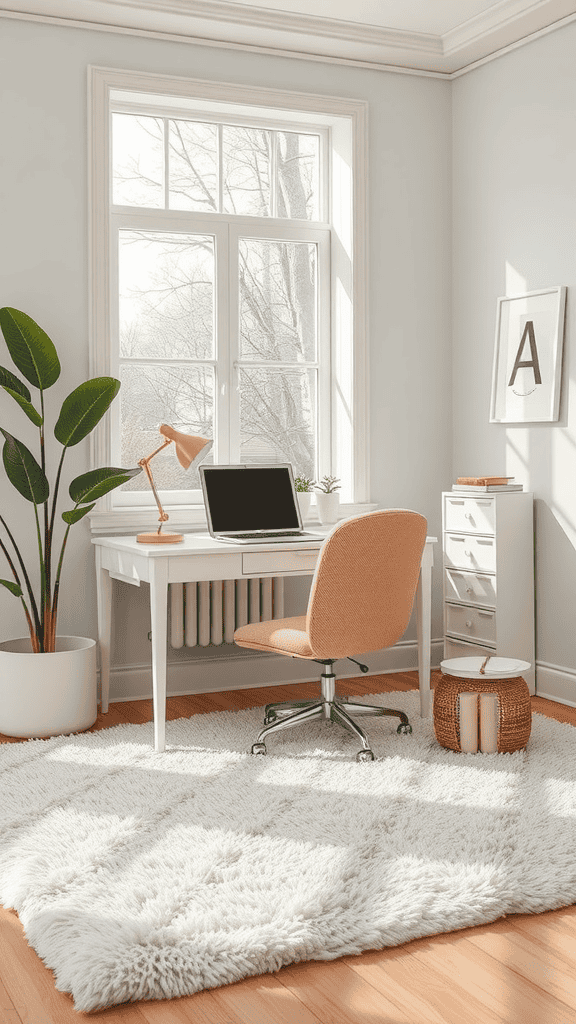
[305,509,428,660]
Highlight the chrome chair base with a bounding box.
[250,663,411,762]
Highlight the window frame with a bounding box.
[88,66,370,533]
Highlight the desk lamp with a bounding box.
[136,424,212,544]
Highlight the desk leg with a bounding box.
[95,545,112,714]
[149,560,169,752]
[416,545,434,718]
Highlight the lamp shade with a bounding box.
[158,424,213,470]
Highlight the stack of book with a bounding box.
[452,476,523,493]
[459,693,499,754]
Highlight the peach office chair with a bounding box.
[234,509,428,762]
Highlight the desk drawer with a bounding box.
[242,548,318,576]
[446,602,496,646]
[444,533,496,573]
[444,636,496,661]
[444,568,496,608]
[444,496,495,535]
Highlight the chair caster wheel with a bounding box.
[397,723,412,735]
[251,742,267,755]
[356,749,374,762]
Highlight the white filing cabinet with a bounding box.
[442,491,535,693]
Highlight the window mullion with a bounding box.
[228,222,241,463]
[215,220,232,464]
[271,131,277,218]
[218,123,223,213]
[164,117,169,208]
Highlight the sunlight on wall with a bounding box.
[330,118,354,503]
[505,429,531,490]
[331,125,352,260]
[550,409,576,544]
[335,277,353,502]
[505,261,527,297]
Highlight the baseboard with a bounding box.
[535,660,576,708]
[104,638,445,703]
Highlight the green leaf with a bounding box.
[69,466,142,505]
[54,378,121,448]
[1,387,43,427]
[0,578,22,598]
[0,308,60,390]
[0,365,31,401]
[0,429,49,504]
[62,503,96,525]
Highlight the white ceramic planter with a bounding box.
[0,636,97,738]
[315,491,340,525]
[296,491,312,521]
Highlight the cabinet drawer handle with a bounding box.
[465,620,472,628]
[464,549,472,557]
[465,512,472,520]
[465,587,473,594]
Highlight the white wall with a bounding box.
[452,22,576,701]
[0,17,452,697]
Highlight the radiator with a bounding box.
[169,577,285,648]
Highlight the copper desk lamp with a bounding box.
[136,424,212,544]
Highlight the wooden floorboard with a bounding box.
[1,670,576,1024]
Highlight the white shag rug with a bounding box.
[1,690,576,1012]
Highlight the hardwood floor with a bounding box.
[1,670,576,1024]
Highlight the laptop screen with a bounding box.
[200,465,302,534]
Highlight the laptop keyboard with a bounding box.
[231,531,320,540]
[233,532,301,539]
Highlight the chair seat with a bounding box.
[234,615,314,658]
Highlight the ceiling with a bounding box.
[2,0,575,73]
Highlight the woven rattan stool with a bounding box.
[434,656,532,753]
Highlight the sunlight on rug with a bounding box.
[1,691,575,1012]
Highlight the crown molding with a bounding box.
[441,0,576,70]
[0,0,575,75]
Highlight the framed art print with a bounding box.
[489,286,566,423]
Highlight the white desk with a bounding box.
[93,531,436,752]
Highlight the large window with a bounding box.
[89,69,368,529]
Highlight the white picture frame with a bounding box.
[489,286,566,423]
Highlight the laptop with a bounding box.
[200,464,325,543]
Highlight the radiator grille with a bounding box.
[169,577,285,648]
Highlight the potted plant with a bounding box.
[315,475,341,525]
[294,474,315,521]
[0,307,141,738]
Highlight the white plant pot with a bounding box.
[315,491,340,525]
[0,636,97,739]
[296,491,312,521]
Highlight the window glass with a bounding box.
[222,125,271,217]
[277,132,320,221]
[239,366,316,479]
[119,231,214,360]
[112,114,164,207]
[119,364,214,492]
[239,238,317,363]
[168,120,218,212]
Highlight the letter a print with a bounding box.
[508,320,542,386]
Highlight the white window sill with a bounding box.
[88,502,378,535]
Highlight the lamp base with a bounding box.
[136,531,183,544]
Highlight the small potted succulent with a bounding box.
[294,474,315,521]
[315,475,341,525]
[0,307,141,738]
